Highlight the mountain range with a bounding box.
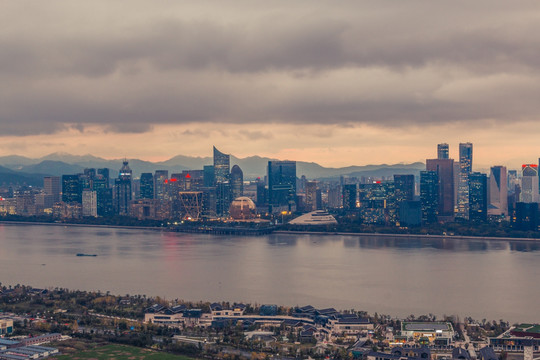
[0,152,425,186]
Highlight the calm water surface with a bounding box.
[1,224,539,323]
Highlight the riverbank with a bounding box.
[0,220,164,232]
[274,230,540,242]
[3,219,540,242]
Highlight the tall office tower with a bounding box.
[114,160,132,215]
[305,181,319,212]
[153,170,168,200]
[394,175,415,202]
[457,142,473,219]
[437,143,449,159]
[342,184,357,210]
[62,174,82,203]
[255,178,266,206]
[203,165,215,188]
[469,172,487,222]
[213,146,230,184]
[489,166,508,217]
[216,182,231,217]
[43,176,60,203]
[426,158,454,219]
[82,189,98,217]
[140,173,154,199]
[97,168,110,187]
[520,164,539,203]
[327,185,341,209]
[420,170,439,223]
[267,161,297,212]
[230,165,244,200]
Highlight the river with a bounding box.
[0,223,539,323]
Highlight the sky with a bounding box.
[1,1,540,169]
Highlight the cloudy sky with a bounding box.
[1,1,539,168]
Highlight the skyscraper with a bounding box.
[82,189,98,217]
[230,165,244,200]
[420,170,438,223]
[114,160,132,215]
[457,142,473,219]
[62,174,81,203]
[140,173,154,199]
[203,165,215,188]
[488,166,508,217]
[520,164,539,203]
[305,181,319,212]
[437,143,449,159]
[43,176,60,203]
[213,146,230,184]
[153,170,168,200]
[426,158,454,219]
[342,184,357,210]
[394,174,415,202]
[267,161,296,212]
[469,172,487,222]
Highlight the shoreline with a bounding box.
[0,220,164,232]
[274,230,540,242]
[1,219,540,242]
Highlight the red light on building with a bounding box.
[375,181,381,184]
[170,178,177,182]
[522,164,538,168]
[164,179,168,184]
[185,173,191,179]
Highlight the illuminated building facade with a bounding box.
[114,160,132,215]
[469,172,487,222]
[488,166,508,217]
[457,142,473,219]
[420,170,438,223]
[426,158,454,219]
[520,164,539,203]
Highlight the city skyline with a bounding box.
[1,1,540,168]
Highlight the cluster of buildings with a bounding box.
[1,143,540,229]
[0,334,60,359]
[144,303,374,342]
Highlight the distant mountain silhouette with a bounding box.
[0,152,425,183]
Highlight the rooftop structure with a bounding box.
[288,210,337,225]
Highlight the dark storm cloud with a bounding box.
[1,0,539,135]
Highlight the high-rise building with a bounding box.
[62,174,81,203]
[97,168,110,186]
[489,166,508,217]
[394,174,415,202]
[203,165,215,188]
[43,176,61,203]
[420,170,438,223]
[327,185,341,209]
[437,143,449,159]
[520,164,539,203]
[342,184,357,210]
[457,142,473,219]
[82,189,98,217]
[426,158,454,219]
[114,160,132,215]
[213,146,230,184]
[154,170,168,200]
[140,173,154,199]
[216,182,231,217]
[267,161,296,212]
[469,172,487,222]
[230,165,244,200]
[305,181,319,212]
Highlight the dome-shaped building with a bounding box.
[229,197,257,220]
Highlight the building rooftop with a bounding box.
[402,322,452,332]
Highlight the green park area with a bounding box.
[53,344,195,360]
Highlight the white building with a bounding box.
[82,190,97,217]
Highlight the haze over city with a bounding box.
[1,1,540,168]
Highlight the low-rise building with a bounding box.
[0,319,13,336]
[401,322,454,345]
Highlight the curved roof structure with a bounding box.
[289,210,337,225]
